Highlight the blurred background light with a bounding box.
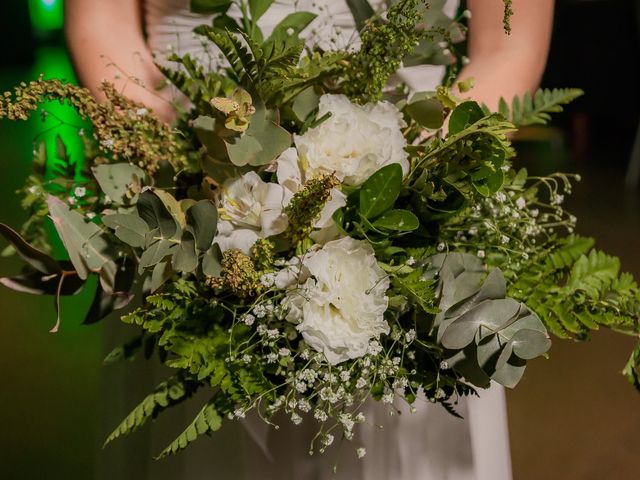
[28,0,64,32]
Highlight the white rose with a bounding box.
[283,237,390,364]
[216,171,288,254]
[293,94,408,186]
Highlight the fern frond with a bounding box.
[156,398,222,458]
[104,377,195,446]
[492,88,584,127]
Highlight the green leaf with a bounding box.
[225,99,291,166]
[406,97,444,129]
[47,196,112,280]
[137,189,179,241]
[186,200,218,252]
[509,328,551,360]
[372,209,419,231]
[440,298,522,350]
[0,223,61,274]
[190,0,231,14]
[448,101,485,135]
[269,12,317,41]
[149,260,174,293]
[172,232,198,273]
[102,214,150,248]
[104,377,193,446]
[156,399,222,458]
[496,88,584,127]
[139,239,176,272]
[359,163,403,219]
[292,86,320,122]
[92,163,147,205]
[202,244,223,277]
[249,0,275,22]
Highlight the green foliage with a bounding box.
[428,253,551,388]
[92,163,148,206]
[157,399,222,458]
[491,89,584,127]
[343,0,426,102]
[359,164,403,219]
[104,376,196,446]
[509,236,640,342]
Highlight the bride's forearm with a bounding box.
[455,0,555,109]
[64,0,175,122]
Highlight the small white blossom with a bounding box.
[291,412,303,425]
[515,197,526,209]
[406,256,416,266]
[531,208,539,218]
[136,107,148,116]
[73,186,86,198]
[462,9,472,18]
[435,388,446,400]
[295,381,308,393]
[322,434,334,446]
[340,370,351,383]
[85,212,96,220]
[256,324,267,335]
[314,409,328,422]
[405,329,416,344]
[253,304,268,318]
[495,192,507,203]
[286,27,295,36]
[266,328,279,339]
[407,350,416,360]
[234,408,246,419]
[442,48,451,56]
[356,377,367,389]
[266,353,279,363]
[300,349,310,360]
[242,354,252,363]
[260,273,276,288]
[279,348,291,357]
[461,56,471,65]
[355,412,366,423]
[437,242,445,252]
[241,313,255,326]
[439,361,450,370]
[500,235,510,244]
[298,399,311,412]
[477,250,486,259]
[357,447,367,459]
[367,341,383,356]
[382,391,395,404]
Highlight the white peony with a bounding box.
[293,94,409,186]
[283,237,390,364]
[216,171,288,254]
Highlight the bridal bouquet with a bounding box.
[1,0,639,459]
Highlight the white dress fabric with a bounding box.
[140,2,513,479]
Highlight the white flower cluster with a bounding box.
[212,94,408,254]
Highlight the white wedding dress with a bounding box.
[131,1,514,479]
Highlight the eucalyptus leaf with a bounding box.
[509,329,551,360]
[346,0,375,31]
[359,163,403,219]
[47,196,113,280]
[102,214,150,248]
[172,232,198,273]
[186,200,218,252]
[292,86,320,122]
[0,223,61,274]
[406,97,444,129]
[139,240,177,273]
[93,163,147,205]
[149,260,174,293]
[202,243,223,277]
[0,270,84,296]
[440,298,522,350]
[137,189,179,241]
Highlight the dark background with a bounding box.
[0,1,639,478]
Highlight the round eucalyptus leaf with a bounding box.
[510,328,552,360]
[441,298,521,350]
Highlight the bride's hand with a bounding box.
[65,0,176,124]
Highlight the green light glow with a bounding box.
[28,0,64,31]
